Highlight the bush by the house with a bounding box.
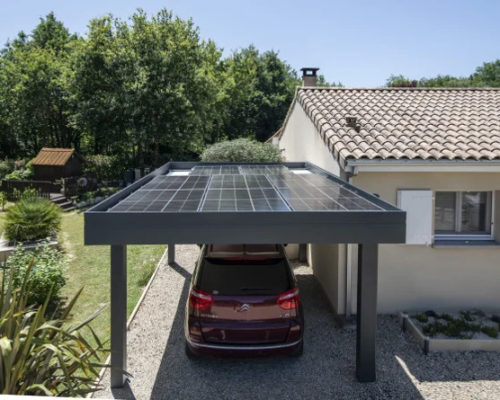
[201,139,282,162]
[6,244,66,307]
[0,261,110,396]
[4,197,62,242]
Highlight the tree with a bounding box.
[222,46,299,142]
[0,13,77,157]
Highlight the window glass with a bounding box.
[199,259,291,296]
[434,192,456,232]
[461,192,489,233]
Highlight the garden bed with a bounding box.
[399,310,500,353]
[0,232,58,264]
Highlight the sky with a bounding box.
[2,0,500,87]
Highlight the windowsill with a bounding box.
[432,239,500,249]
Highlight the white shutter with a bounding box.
[397,190,433,245]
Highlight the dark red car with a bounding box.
[185,244,304,358]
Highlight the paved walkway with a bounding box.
[95,245,500,400]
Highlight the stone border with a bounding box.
[88,247,168,398]
[399,312,500,353]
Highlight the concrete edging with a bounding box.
[0,236,58,264]
[88,246,169,397]
[399,312,500,353]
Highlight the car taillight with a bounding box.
[277,288,300,310]
[189,287,214,310]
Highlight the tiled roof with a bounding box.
[32,148,76,166]
[296,87,500,165]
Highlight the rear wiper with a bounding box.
[241,287,270,291]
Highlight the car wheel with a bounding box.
[290,340,303,357]
[185,341,196,359]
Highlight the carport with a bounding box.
[84,162,406,388]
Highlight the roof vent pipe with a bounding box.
[300,67,319,87]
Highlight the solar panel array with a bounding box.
[108,166,383,213]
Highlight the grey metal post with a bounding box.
[356,243,378,382]
[110,245,127,388]
[168,244,175,265]
[298,244,307,263]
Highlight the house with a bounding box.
[31,148,84,181]
[276,68,500,315]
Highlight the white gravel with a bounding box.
[94,245,500,400]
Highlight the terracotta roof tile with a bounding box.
[295,87,500,163]
[32,148,76,166]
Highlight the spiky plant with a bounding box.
[4,197,62,242]
[0,261,113,396]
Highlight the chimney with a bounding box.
[300,67,319,87]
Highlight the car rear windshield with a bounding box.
[198,258,291,296]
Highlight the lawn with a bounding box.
[59,211,166,344]
[0,208,166,346]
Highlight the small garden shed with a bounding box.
[32,148,84,181]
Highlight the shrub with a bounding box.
[4,197,62,242]
[201,139,282,162]
[86,154,130,182]
[415,313,428,323]
[4,161,34,180]
[136,255,158,287]
[481,326,499,338]
[0,159,15,179]
[0,192,7,211]
[6,244,66,307]
[0,261,111,396]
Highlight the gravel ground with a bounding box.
[95,245,500,400]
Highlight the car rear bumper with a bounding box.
[186,337,302,357]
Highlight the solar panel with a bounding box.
[269,174,383,211]
[199,174,290,212]
[108,167,383,213]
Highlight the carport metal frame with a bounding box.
[84,162,406,387]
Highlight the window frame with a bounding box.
[434,191,494,241]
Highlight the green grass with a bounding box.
[58,211,166,345]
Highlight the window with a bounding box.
[434,191,493,239]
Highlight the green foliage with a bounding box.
[415,313,428,323]
[4,161,34,180]
[0,192,7,211]
[85,155,122,182]
[135,255,158,287]
[0,159,15,179]
[76,186,121,202]
[481,325,499,339]
[6,243,66,306]
[422,314,482,339]
[0,261,110,396]
[4,197,61,242]
[201,139,282,162]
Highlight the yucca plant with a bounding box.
[0,261,112,396]
[4,197,62,242]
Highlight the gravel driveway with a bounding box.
[95,245,500,400]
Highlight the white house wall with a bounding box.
[279,102,341,175]
[280,101,345,315]
[352,172,500,314]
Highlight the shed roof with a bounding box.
[293,87,500,166]
[32,148,77,166]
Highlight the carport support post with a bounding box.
[110,245,127,388]
[168,244,175,265]
[356,243,378,383]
